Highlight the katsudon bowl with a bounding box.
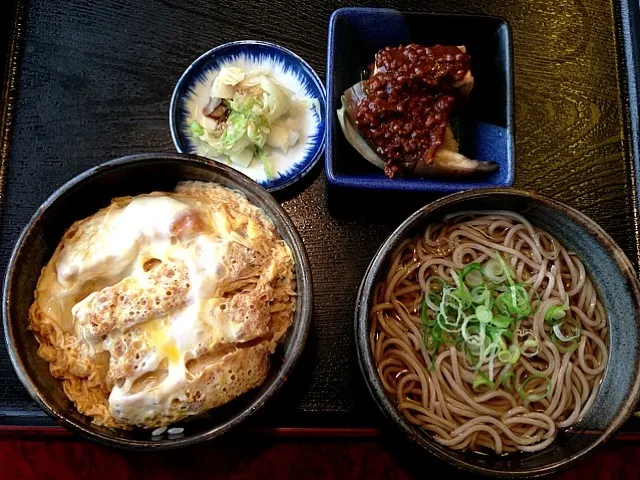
[355,189,640,476]
[2,153,312,450]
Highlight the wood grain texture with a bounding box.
[0,0,638,436]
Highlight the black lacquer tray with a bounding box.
[1,0,640,437]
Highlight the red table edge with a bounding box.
[0,425,378,438]
[1,425,640,441]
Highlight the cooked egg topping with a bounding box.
[30,182,296,428]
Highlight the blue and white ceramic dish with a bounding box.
[326,8,515,193]
[170,40,326,192]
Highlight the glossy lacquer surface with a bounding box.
[0,0,638,436]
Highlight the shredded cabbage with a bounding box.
[256,148,275,181]
[190,66,314,173]
[210,67,246,98]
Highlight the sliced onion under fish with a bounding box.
[336,79,498,177]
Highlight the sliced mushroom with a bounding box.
[202,96,222,116]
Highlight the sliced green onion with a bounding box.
[483,258,508,283]
[495,253,515,285]
[511,285,531,315]
[497,350,510,363]
[461,316,485,349]
[520,331,541,357]
[426,292,440,313]
[496,285,531,318]
[475,305,492,324]
[545,304,568,324]
[462,340,480,361]
[486,325,505,343]
[472,373,495,392]
[498,344,521,364]
[441,334,462,345]
[552,321,581,343]
[436,288,465,332]
[450,271,474,307]
[501,371,515,390]
[427,323,443,353]
[421,296,428,325]
[482,343,500,379]
[462,263,484,287]
[518,374,552,403]
[484,342,500,358]
[462,262,483,277]
[421,297,440,353]
[419,256,552,375]
[468,342,487,371]
[464,269,483,287]
[470,285,491,306]
[491,314,512,329]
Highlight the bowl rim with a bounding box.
[354,187,640,476]
[169,39,327,193]
[2,152,313,450]
[325,7,516,192]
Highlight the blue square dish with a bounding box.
[326,8,515,192]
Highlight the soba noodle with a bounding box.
[370,211,608,454]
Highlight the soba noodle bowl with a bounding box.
[370,211,608,454]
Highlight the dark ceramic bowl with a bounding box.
[3,153,312,450]
[326,7,515,193]
[355,188,640,477]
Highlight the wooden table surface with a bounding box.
[2,0,640,478]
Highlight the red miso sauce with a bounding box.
[354,44,471,178]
